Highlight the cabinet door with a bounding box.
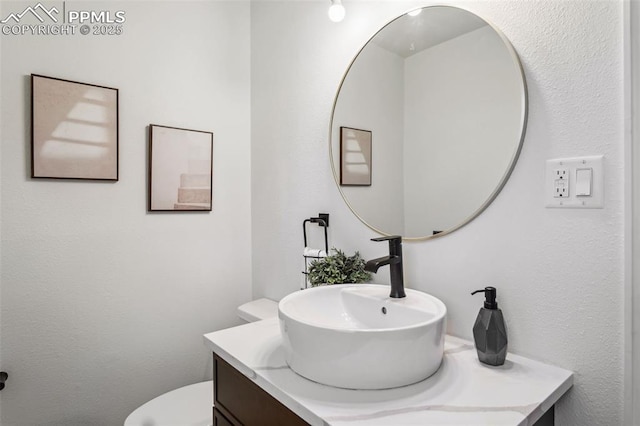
[213,407,235,426]
[213,354,308,426]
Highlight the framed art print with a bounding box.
[340,126,372,186]
[149,124,213,212]
[31,74,119,180]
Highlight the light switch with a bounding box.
[576,168,592,196]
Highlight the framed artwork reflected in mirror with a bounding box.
[340,126,372,186]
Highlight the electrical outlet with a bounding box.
[554,179,568,198]
[545,156,604,208]
[553,168,569,198]
[554,168,568,180]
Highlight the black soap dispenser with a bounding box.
[471,286,507,366]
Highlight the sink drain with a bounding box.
[381,307,387,315]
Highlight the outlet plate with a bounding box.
[545,155,604,208]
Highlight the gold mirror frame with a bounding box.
[329,5,528,241]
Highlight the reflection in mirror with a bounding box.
[330,6,527,240]
[340,127,372,186]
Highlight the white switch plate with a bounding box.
[545,155,604,208]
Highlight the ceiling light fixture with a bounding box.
[328,0,345,22]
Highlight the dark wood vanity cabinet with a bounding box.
[213,407,234,426]
[213,353,308,426]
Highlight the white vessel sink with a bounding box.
[278,284,447,390]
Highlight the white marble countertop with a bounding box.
[203,318,573,426]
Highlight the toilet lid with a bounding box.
[124,380,213,426]
[237,298,278,322]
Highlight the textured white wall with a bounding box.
[251,1,625,425]
[0,2,3,395]
[0,1,252,425]
[631,2,639,423]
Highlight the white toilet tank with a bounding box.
[237,298,279,322]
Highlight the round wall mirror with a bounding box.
[330,6,527,240]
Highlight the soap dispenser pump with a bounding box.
[471,286,507,366]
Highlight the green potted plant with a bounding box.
[307,248,371,287]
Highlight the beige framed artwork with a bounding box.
[31,74,119,180]
[148,124,213,212]
[340,126,372,186]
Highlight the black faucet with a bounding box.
[365,236,405,298]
